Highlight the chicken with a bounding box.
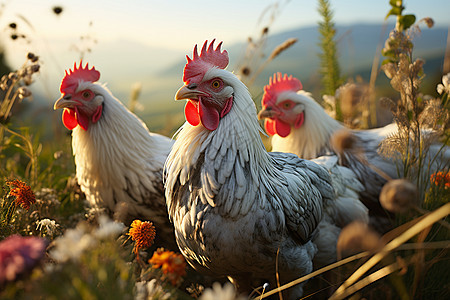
[164,40,368,299]
[257,73,450,232]
[53,62,175,246]
[257,73,402,230]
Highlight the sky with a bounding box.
[0,0,449,101]
[1,0,449,52]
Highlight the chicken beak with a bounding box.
[54,95,77,110]
[175,84,207,101]
[257,107,278,120]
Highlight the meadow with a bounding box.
[1,1,449,299]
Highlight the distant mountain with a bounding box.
[137,23,447,128]
[239,22,447,85]
[16,22,450,134]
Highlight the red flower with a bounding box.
[6,179,36,210]
[430,171,450,189]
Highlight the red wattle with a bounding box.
[220,97,233,117]
[185,100,200,126]
[92,105,103,123]
[295,112,305,129]
[199,97,219,131]
[274,119,291,137]
[62,108,78,130]
[75,107,90,131]
[264,119,276,136]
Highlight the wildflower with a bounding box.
[430,171,450,189]
[128,220,156,256]
[6,179,36,210]
[0,235,48,286]
[322,94,336,118]
[379,179,418,213]
[29,64,40,73]
[437,73,450,95]
[36,219,59,236]
[17,86,32,99]
[199,282,247,300]
[337,221,382,259]
[27,52,39,63]
[135,279,173,300]
[268,38,298,60]
[50,223,96,262]
[420,17,434,28]
[94,215,125,238]
[149,248,186,285]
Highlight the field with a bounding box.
[1,1,449,299]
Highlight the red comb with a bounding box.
[183,39,229,83]
[60,61,100,94]
[262,73,303,106]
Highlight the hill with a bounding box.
[12,22,450,134]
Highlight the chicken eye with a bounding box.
[281,101,293,109]
[211,80,221,89]
[82,90,92,99]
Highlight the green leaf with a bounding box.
[407,110,413,121]
[389,0,401,7]
[400,14,416,30]
[381,58,395,66]
[385,6,404,19]
[382,49,396,58]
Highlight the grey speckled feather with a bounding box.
[165,69,336,299]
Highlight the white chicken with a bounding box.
[257,73,401,231]
[164,40,368,299]
[54,62,175,246]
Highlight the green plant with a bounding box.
[379,1,449,196]
[317,0,343,121]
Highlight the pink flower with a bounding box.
[0,235,48,286]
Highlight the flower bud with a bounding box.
[379,179,417,213]
[17,87,32,99]
[337,221,382,259]
[30,64,40,73]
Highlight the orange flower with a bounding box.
[127,220,156,255]
[430,171,450,189]
[149,248,186,285]
[6,179,36,210]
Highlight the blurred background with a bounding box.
[0,0,449,134]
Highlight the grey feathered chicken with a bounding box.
[164,40,368,299]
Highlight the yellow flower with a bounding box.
[6,179,36,210]
[128,220,156,255]
[149,248,186,285]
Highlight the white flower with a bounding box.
[437,73,450,95]
[135,279,172,300]
[36,219,59,236]
[200,282,246,300]
[49,224,96,262]
[94,215,125,239]
[322,94,336,119]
